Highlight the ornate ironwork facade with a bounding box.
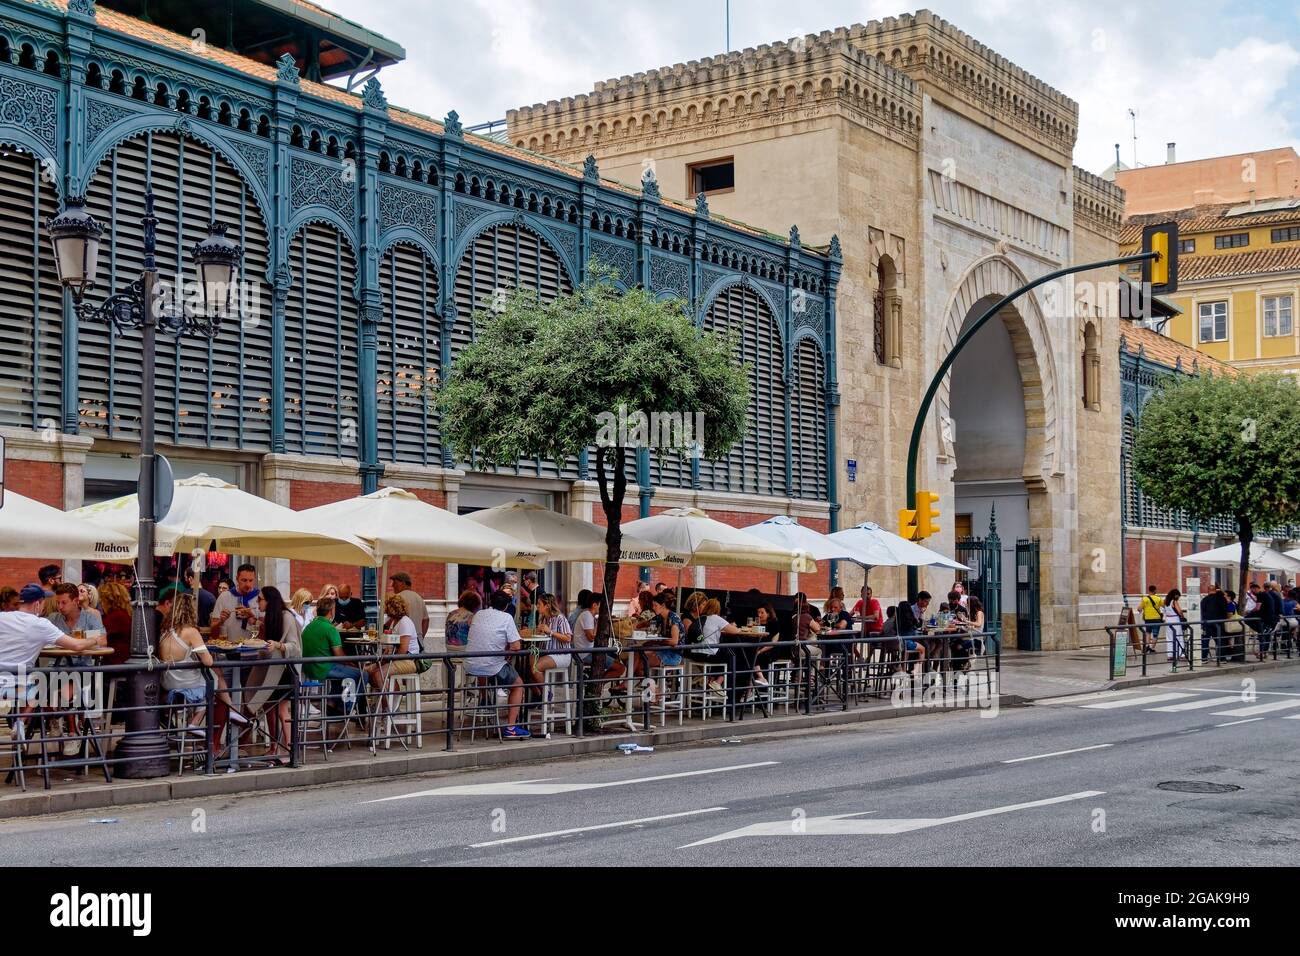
[0,0,839,508]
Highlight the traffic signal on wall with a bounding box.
[915,490,941,539]
[1141,222,1179,296]
[898,507,919,541]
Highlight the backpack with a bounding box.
[413,628,433,674]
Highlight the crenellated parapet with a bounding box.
[508,8,1078,162]
[1073,165,1124,238]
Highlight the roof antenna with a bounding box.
[1128,108,1138,167]
[726,0,731,52]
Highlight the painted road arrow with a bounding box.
[363,762,779,802]
[680,790,1105,847]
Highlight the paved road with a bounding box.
[3,670,1297,866]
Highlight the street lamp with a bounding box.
[48,191,243,778]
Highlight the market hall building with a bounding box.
[0,0,840,629]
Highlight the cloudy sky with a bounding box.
[324,0,1299,176]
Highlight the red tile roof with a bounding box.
[1121,322,1237,375]
[1177,245,1300,282]
[1120,199,1300,244]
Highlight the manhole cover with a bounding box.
[1156,781,1242,794]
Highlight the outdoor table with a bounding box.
[36,646,114,783]
[205,642,272,772]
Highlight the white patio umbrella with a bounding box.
[71,474,376,565]
[466,500,670,565]
[827,522,970,572]
[0,489,136,561]
[741,515,879,564]
[623,508,817,573]
[1180,542,1300,574]
[297,487,547,572]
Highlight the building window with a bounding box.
[1082,322,1100,412]
[1271,226,1300,243]
[873,256,901,367]
[1263,295,1294,337]
[688,158,735,195]
[1178,238,1195,254]
[1214,233,1249,249]
[1198,301,1228,342]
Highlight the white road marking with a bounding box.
[1036,690,1139,706]
[1082,692,1195,709]
[362,761,779,802]
[470,807,728,848]
[1284,714,1300,720]
[679,791,1105,847]
[1210,700,1300,718]
[1001,744,1113,764]
[1215,718,1266,728]
[1145,695,1246,713]
[1181,686,1300,697]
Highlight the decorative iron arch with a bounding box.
[378,227,440,272]
[78,117,273,225]
[935,254,1062,479]
[698,273,786,342]
[451,211,578,290]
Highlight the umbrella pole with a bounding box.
[677,565,684,613]
[379,556,389,625]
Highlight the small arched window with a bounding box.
[1082,322,1101,411]
[875,255,901,368]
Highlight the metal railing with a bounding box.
[2,631,1000,792]
[1105,616,1299,679]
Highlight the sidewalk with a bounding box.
[998,645,1300,700]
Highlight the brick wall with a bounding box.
[384,487,446,601]
[591,504,831,600]
[0,459,64,586]
[289,479,363,595]
[1126,535,1279,597]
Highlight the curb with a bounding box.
[0,694,1024,820]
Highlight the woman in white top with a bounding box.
[289,588,313,628]
[365,594,420,691]
[530,592,572,685]
[685,598,740,693]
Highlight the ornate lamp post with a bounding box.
[48,192,243,778]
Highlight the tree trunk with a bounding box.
[593,446,627,659]
[1237,516,1252,613]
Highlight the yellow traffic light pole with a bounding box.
[903,230,1176,599]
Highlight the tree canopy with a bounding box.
[1132,371,1300,599]
[438,266,751,647]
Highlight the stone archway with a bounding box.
[936,255,1072,649]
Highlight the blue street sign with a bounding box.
[846,459,857,483]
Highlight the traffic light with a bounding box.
[1141,222,1179,296]
[898,507,919,541]
[915,490,941,539]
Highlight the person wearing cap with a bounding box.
[388,571,428,641]
[0,584,100,705]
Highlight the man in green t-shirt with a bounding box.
[301,598,363,704]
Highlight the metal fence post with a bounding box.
[443,657,456,752]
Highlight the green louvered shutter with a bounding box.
[284,222,360,458]
[0,148,62,430]
[82,132,273,449]
[378,242,439,465]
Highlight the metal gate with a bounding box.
[1015,537,1041,651]
[956,526,1001,652]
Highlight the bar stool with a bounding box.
[534,663,574,737]
[650,664,686,726]
[687,660,727,720]
[297,680,329,760]
[382,672,423,750]
[459,676,505,742]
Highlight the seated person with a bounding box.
[365,594,421,692]
[158,592,248,732]
[530,592,573,688]
[332,583,367,631]
[466,589,530,739]
[0,584,102,710]
[752,603,786,685]
[301,596,365,711]
[572,591,625,683]
[685,599,740,695]
[820,596,854,633]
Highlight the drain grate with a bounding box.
[1157,781,1242,794]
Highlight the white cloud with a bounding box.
[321,0,1299,171]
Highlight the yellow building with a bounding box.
[1119,154,1300,376]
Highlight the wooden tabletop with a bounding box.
[40,645,115,657]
